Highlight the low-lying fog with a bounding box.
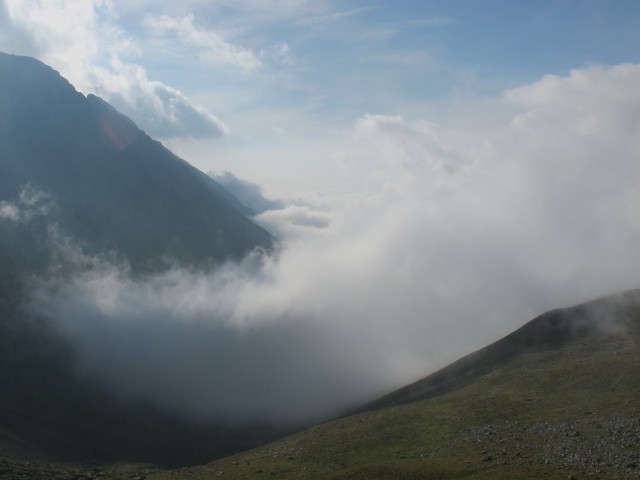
[18,64,640,425]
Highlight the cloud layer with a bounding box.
[28,63,640,426]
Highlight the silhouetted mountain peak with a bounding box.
[0,51,272,273]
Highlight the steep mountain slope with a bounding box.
[0,51,271,275]
[0,52,278,467]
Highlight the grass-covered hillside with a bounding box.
[1,290,639,479]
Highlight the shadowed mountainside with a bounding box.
[0,51,279,467]
[0,51,271,275]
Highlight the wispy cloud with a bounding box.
[260,41,296,67]
[0,185,52,222]
[144,13,262,71]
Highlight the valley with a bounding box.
[1,290,638,479]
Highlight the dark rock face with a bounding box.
[0,51,272,274]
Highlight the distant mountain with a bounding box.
[0,52,278,467]
[0,51,272,275]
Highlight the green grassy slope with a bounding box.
[1,290,638,479]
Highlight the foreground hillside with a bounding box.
[1,290,638,479]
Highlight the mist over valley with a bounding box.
[0,1,639,477]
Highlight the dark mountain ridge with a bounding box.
[0,51,271,274]
[0,51,279,467]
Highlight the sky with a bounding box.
[2,0,639,196]
[2,0,640,425]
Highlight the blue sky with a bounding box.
[2,0,639,196]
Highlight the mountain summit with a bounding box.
[0,51,272,274]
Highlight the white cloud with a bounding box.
[0,186,52,222]
[89,57,229,138]
[28,64,640,425]
[2,0,126,90]
[144,13,261,71]
[260,41,295,67]
[1,0,228,139]
[254,204,331,240]
[0,202,20,221]
[0,0,40,56]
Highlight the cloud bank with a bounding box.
[29,63,640,426]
